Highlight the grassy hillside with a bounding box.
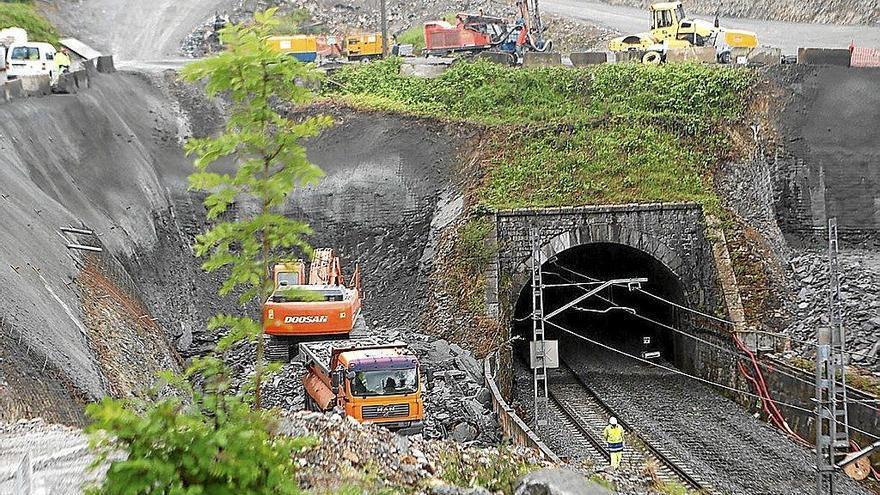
[326,59,755,212]
[0,0,60,46]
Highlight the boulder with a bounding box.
[73,70,90,89]
[451,422,478,443]
[514,469,612,495]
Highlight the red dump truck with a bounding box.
[300,339,425,434]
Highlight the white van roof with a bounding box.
[8,42,56,50]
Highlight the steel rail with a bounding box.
[555,360,720,494]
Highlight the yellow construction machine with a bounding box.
[608,1,758,64]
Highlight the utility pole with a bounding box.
[530,229,549,428]
[816,217,850,495]
[379,0,389,57]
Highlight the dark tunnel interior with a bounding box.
[513,242,688,367]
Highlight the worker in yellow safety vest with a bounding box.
[602,416,625,469]
[55,48,71,73]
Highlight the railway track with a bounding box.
[547,363,722,494]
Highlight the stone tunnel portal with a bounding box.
[512,242,689,367]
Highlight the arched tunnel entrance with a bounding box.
[512,242,688,368]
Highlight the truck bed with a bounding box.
[299,336,383,375]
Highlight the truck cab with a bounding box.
[301,341,425,434]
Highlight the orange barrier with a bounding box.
[850,44,880,68]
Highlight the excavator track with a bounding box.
[266,334,292,362]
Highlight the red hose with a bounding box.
[733,334,811,447]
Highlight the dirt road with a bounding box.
[541,0,880,53]
[43,0,233,61]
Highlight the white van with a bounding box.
[5,42,56,81]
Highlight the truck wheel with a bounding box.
[718,51,732,64]
[303,394,314,411]
[642,51,662,65]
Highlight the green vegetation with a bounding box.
[277,287,326,302]
[181,8,329,408]
[654,480,692,495]
[589,474,617,491]
[86,11,326,494]
[0,0,60,46]
[439,446,536,493]
[86,360,312,495]
[448,217,498,313]
[396,25,425,53]
[326,58,755,212]
[791,356,880,397]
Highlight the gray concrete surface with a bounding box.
[541,0,880,53]
[43,0,234,61]
[0,72,192,416]
[0,419,101,494]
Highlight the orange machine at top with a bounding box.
[263,249,362,343]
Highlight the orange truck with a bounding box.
[264,248,363,361]
[300,340,426,434]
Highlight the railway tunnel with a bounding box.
[511,241,689,369]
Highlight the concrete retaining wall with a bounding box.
[400,61,449,78]
[20,75,52,97]
[614,50,645,63]
[666,46,716,63]
[522,52,562,67]
[476,52,514,65]
[96,55,116,73]
[2,79,22,102]
[1,70,92,103]
[798,48,851,66]
[569,52,607,66]
[748,47,782,65]
[484,352,560,462]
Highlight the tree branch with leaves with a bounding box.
[182,8,331,409]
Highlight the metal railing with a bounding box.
[483,352,560,463]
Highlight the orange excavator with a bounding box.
[263,248,363,361]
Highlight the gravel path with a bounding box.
[566,350,868,494]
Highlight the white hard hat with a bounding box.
[609,417,617,426]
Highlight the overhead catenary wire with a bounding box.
[540,263,880,440]
[546,265,880,411]
[543,318,880,442]
[550,262,880,361]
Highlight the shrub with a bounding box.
[0,1,60,46]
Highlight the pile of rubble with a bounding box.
[404,332,499,443]
[278,410,547,493]
[784,249,880,370]
[222,326,500,444]
[180,0,616,57]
